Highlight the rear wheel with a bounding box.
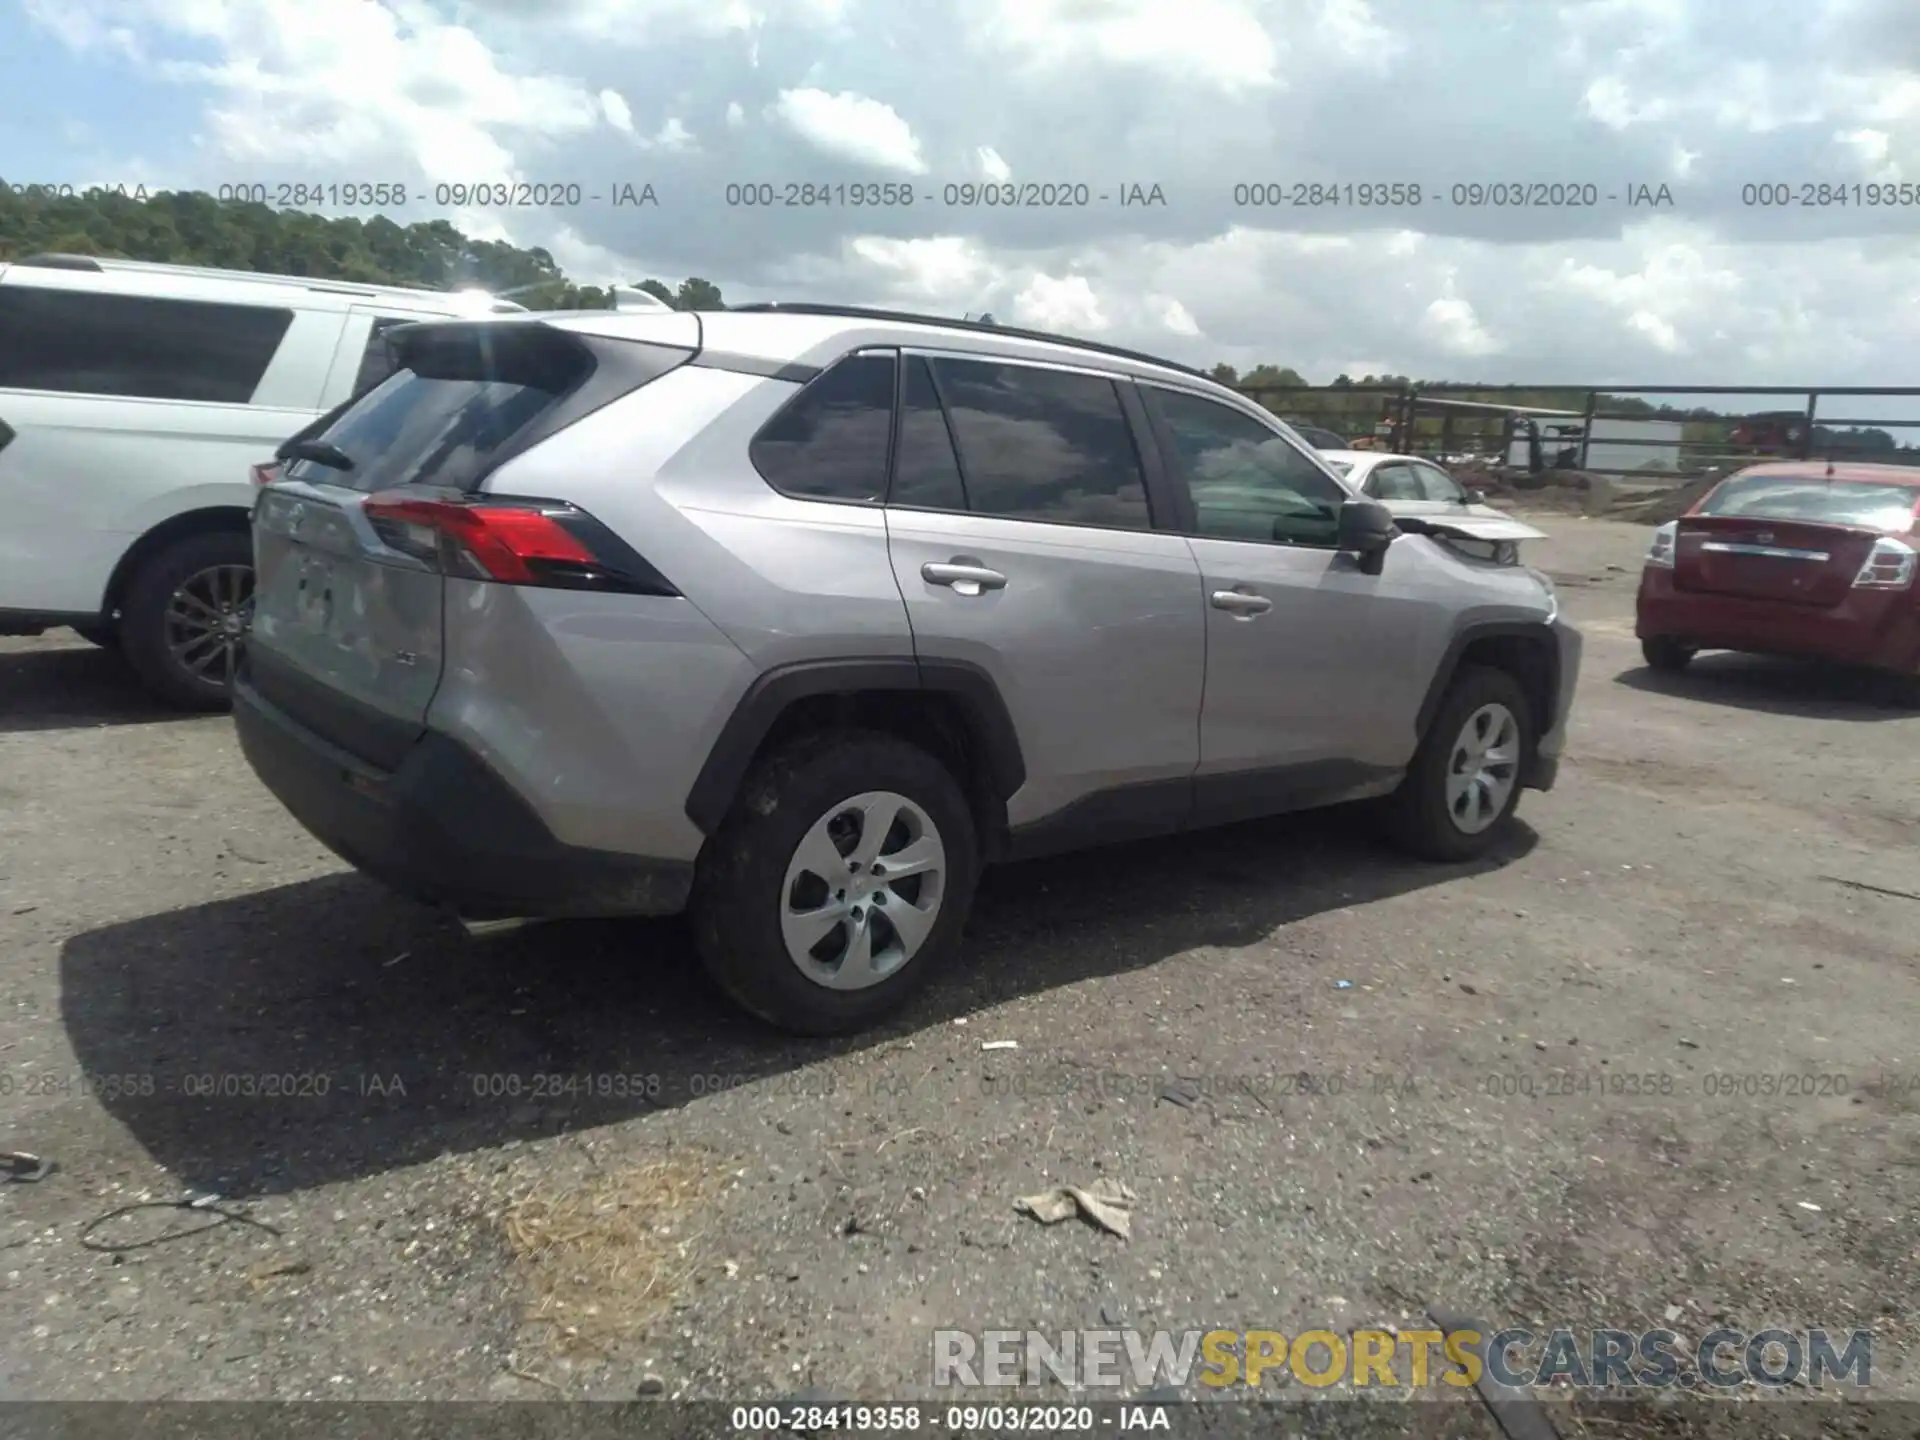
[71,623,118,650]
[1382,665,1533,862]
[692,730,978,1035]
[120,531,255,711]
[1641,635,1696,672]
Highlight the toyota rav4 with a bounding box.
[233,302,1581,1034]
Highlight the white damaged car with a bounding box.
[1318,449,1546,564]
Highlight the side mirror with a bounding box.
[1336,498,1396,574]
[1465,488,1486,505]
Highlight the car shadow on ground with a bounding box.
[0,639,186,734]
[61,807,1537,1196]
[1614,654,1917,720]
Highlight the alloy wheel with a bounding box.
[163,563,254,687]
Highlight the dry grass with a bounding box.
[500,1152,732,1366]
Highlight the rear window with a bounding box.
[284,323,656,494]
[0,285,293,403]
[1699,475,1920,531]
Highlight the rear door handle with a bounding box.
[922,560,1007,596]
[1210,588,1272,616]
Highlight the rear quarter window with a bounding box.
[0,285,294,403]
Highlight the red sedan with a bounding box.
[1636,461,1920,681]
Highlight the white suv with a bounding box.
[0,254,524,708]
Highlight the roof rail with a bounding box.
[7,252,527,310]
[724,302,1213,381]
[16,253,105,271]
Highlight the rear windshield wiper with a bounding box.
[279,438,356,471]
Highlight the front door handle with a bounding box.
[1210,588,1272,617]
[922,559,1007,596]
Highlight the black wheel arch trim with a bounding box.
[683,656,1027,836]
[1415,618,1563,744]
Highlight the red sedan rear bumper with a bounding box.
[1636,567,1920,673]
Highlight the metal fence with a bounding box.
[1233,383,1920,481]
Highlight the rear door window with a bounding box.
[750,352,896,503]
[928,357,1152,530]
[0,285,294,403]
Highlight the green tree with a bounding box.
[675,276,725,310]
[0,180,724,315]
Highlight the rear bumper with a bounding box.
[232,679,694,919]
[1527,616,1581,792]
[1636,568,1920,672]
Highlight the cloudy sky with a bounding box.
[4,0,1918,389]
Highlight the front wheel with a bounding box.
[692,730,978,1035]
[120,531,255,711]
[1382,665,1534,862]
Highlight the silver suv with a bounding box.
[233,303,1580,1034]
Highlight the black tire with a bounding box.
[71,623,119,650]
[692,729,979,1036]
[120,530,254,712]
[1641,635,1695,672]
[1382,665,1535,862]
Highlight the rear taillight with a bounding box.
[250,461,280,487]
[360,493,678,595]
[1645,520,1678,568]
[1852,535,1916,590]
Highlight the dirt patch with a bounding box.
[1453,461,1726,525]
[500,1151,736,1380]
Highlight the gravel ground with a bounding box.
[1,515,1915,1423]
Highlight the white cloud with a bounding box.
[18,0,1920,388]
[1581,74,1671,129]
[640,116,696,152]
[1836,127,1897,178]
[1422,292,1501,356]
[771,88,927,173]
[40,0,609,178]
[501,0,853,43]
[841,235,996,300]
[962,0,1282,94]
[1317,0,1404,68]
[1154,296,1202,335]
[1628,309,1683,352]
[1012,273,1109,332]
[600,88,633,134]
